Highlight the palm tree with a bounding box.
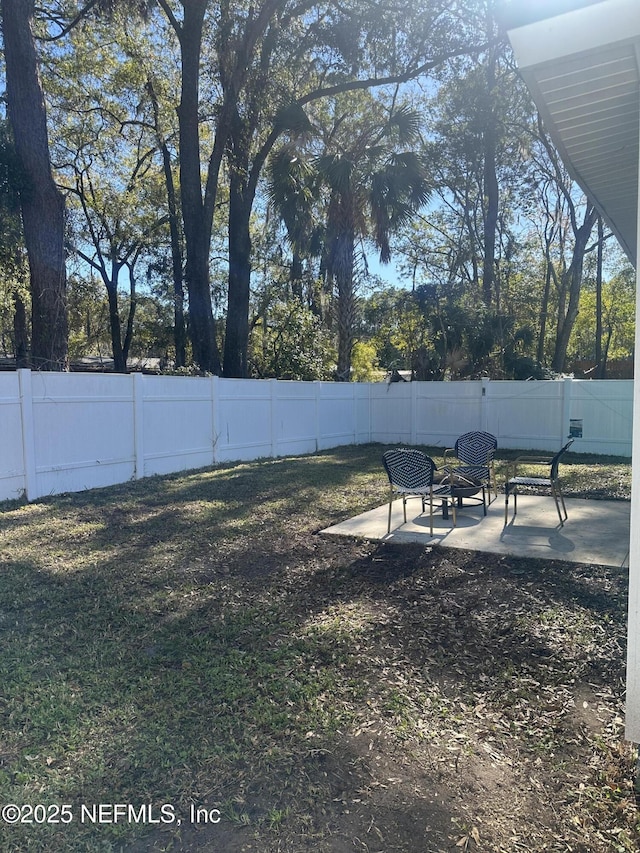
[267,146,323,307]
[269,102,431,380]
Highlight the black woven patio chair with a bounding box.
[382,448,457,535]
[504,438,574,526]
[443,431,498,503]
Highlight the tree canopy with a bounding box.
[0,0,632,378]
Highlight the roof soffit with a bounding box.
[506,0,640,263]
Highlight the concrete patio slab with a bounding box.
[322,494,630,568]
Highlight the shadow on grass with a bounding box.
[0,547,459,851]
[0,444,633,851]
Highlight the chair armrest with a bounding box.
[509,455,553,479]
[442,448,457,465]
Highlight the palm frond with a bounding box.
[316,154,353,193]
[387,106,423,146]
[273,103,313,137]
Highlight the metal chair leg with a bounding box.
[505,482,516,524]
[559,489,568,521]
[429,490,434,536]
[551,483,568,525]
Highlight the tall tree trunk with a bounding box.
[551,203,597,373]
[121,263,137,369]
[105,262,126,374]
[148,80,186,369]
[330,208,356,382]
[159,0,280,375]
[2,0,68,370]
[602,325,613,375]
[290,254,304,301]
[13,290,28,368]
[222,90,282,377]
[536,203,559,367]
[482,133,499,308]
[166,161,187,369]
[481,31,498,309]
[176,1,220,374]
[537,260,552,365]
[335,250,356,382]
[224,165,253,378]
[595,215,604,378]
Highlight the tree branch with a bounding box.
[297,46,486,107]
[156,0,182,36]
[38,0,103,40]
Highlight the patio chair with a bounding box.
[382,448,457,535]
[504,438,574,527]
[443,431,498,503]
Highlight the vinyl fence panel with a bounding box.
[139,374,216,477]
[214,379,276,463]
[369,382,413,444]
[0,371,633,503]
[317,383,362,449]
[566,379,633,456]
[30,372,136,498]
[484,380,566,450]
[0,372,27,500]
[413,382,483,449]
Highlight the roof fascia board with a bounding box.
[507,0,640,70]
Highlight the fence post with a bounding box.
[351,383,357,445]
[270,379,278,458]
[481,378,490,433]
[132,373,145,479]
[18,369,37,501]
[562,377,573,444]
[315,381,321,451]
[356,382,372,446]
[410,380,418,445]
[211,375,220,464]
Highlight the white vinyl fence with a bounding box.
[0,370,633,502]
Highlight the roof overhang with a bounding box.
[503,0,640,264]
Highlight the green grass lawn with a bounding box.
[0,444,635,852]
